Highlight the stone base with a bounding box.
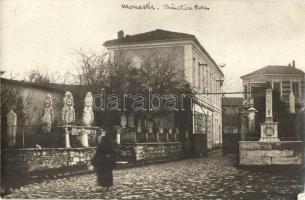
[239,141,303,166]
[260,122,279,142]
[259,137,280,142]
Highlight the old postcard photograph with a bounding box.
[1,0,305,199]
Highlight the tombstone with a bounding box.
[7,109,17,148]
[259,88,279,142]
[289,91,295,114]
[115,126,122,145]
[137,119,142,133]
[62,91,75,125]
[82,92,94,126]
[82,92,94,147]
[42,93,54,133]
[158,119,164,134]
[127,112,135,128]
[62,91,75,148]
[120,112,127,128]
[147,120,153,134]
[247,107,257,135]
[240,109,249,140]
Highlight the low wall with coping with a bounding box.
[1,142,183,176]
[239,141,303,166]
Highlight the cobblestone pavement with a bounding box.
[3,152,304,200]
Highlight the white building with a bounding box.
[104,29,224,150]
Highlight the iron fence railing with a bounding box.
[2,125,183,149]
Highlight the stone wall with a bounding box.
[239,141,303,165]
[133,142,182,162]
[2,148,96,175]
[2,142,183,176]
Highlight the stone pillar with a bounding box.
[81,129,89,147]
[64,127,71,148]
[259,88,279,142]
[7,109,17,148]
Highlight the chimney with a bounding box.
[118,30,124,39]
[292,60,295,68]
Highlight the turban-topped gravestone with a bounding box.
[7,109,17,148]
[82,92,94,126]
[42,93,54,133]
[62,91,75,125]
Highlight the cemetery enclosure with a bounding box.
[1,142,183,179]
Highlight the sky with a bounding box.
[1,0,305,92]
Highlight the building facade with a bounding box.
[104,29,224,150]
[241,62,305,111]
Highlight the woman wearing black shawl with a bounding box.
[92,131,116,191]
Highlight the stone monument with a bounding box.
[62,91,75,125]
[62,91,75,148]
[259,88,279,142]
[7,109,17,148]
[248,107,257,135]
[42,93,54,133]
[82,92,94,126]
[81,92,94,147]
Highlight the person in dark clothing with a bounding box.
[92,131,116,192]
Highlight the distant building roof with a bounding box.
[104,29,195,46]
[241,65,305,78]
[104,29,224,77]
[0,78,90,94]
[222,97,243,106]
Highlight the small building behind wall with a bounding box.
[239,62,304,166]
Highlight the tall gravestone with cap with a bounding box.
[61,91,75,148]
[7,108,17,148]
[259,88,279,142]
[42,93,54,133]
[81,92,94,147]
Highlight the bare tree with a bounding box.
[25,69,54,84]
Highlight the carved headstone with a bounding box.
[62,91,75,125]
[7,109,17,148]
[42,93,54,133]
[82,92,94,126]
